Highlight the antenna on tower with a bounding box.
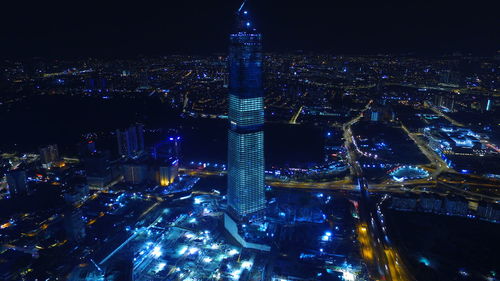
[238,0,248,13]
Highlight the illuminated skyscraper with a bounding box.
[6,169,28,197]
[226,4,266,219]
[224,3,270,252]
[116,124,144,158]
[39,144,59,168]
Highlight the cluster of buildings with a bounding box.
[81,124,180,190]
[0,1,498,280]
[424,125,500,174]
[389,194,500,223]
[425,126,490,156]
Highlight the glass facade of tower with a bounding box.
[227,21,266,218]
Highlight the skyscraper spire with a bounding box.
[234,1,254,32]
[238,0,248,13]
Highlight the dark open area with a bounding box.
[386,210,500,281]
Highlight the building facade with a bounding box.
[226,8,266,219]
[39,144,59,168]
[6,170,28,197]
[116,124,144,158]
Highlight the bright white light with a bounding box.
[228,249,239,256]
[210,243,220,250]
[156,262,167,272]
[185,233,195,239]
[322,235,329,241]
[342,270,355,281]
[151,246,162,258]
[325,231,332,237]
[241,261,252,269]
[189,218,197,223]
[203,257,212,263]
[194,198,202,204]
[188,247,199,254]
[231,269,242,279]
[178,246,188,255]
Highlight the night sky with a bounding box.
[1,0,498,58]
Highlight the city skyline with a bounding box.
[0,1,499,281]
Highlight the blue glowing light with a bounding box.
[244,11,248,15]
[246,22,251,27]
[419,257,431,266]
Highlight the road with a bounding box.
[342,100,372,177]
[400,124,454,178]
[338,100,412,280]
[289,105,304,124]
[424,101,464,127]
[357,178,412,281]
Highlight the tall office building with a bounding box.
[116,124,144,158]
[152,136,181,186]
[122,162,148,185]
[84,151,113,188]
[226,4,266,219]
[64,207,86,242]
[39,144,59,168]
[224,3,270,252]
[6,170,28,197]
[152,136,181,163]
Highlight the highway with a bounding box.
[400,123,454,178]
[357,178,412,281]
[342,100,372,177]
[338,100,412,280]
[289,105,304,124]
[424,101,464,127]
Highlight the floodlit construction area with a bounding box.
[105,195,260,281]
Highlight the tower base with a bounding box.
[224,213,271,252]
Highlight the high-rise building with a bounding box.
[152,136,181,163]
[84,151,113,188]
[6,169,28,197]
[226,5,266,219]
[77,140,96,157]
[64,207,86,242]
[116,124,144,158]
[39,144,59,168]
[152,136,181,186]
[122,162,148,185]
[224,4,270,252]
[156,164,178,187]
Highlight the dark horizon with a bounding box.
[1,0,499,59]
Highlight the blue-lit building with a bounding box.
[6,169,28,197]
[226,5,266,219]
[152,136,181,186]
[116,124,145,158]
[224,4,269,251]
